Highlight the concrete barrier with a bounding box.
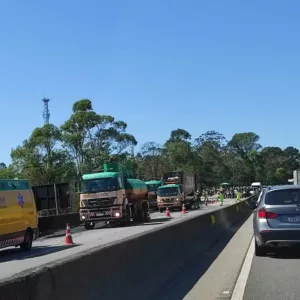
[0,197,254,300]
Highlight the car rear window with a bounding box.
[265,189,300,205]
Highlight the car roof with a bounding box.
[266,185,300,191]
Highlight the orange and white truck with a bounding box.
[157,172,196,212]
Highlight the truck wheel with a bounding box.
[20,230,33,251]
[84,222,95,230]
[142,203,150,222]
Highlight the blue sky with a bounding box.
[0,0,300,164]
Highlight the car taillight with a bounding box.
[266,212,278,219]
[258,208,278,219]
[258,208,266,218]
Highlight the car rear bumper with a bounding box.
[256,230,300,247]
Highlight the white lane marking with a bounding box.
[231,237,254,300]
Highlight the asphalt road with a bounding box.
[161,212,254,300]
[243,242,300,300]
[0,197,238,282]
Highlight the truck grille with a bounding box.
[164,198,174,203]
[83,198,115,207]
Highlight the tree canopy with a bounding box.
[3,99,299,187]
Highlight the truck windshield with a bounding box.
[147,184,160,192]
[157,187,178,197]
[81,178,118,193]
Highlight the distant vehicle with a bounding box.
[145,180,161,209]
[253,185,300,256]
[251,182,262,188]
[0,180,38,251]
[157,171,196,212]
[250,182,262,194]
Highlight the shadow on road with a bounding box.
[147,218,247,300]
[0,244,80,263]
[268,248,300,259]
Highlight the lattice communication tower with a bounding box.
[42,98,50,124]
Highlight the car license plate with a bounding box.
[96,212,104,217]
[288,216,300,222]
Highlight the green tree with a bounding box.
[0,165,16,179]
[164,129,194,170]
[0,162,7,169]
[283,147,300,177]
[61,99,137,176]
[136,142,165,180]
[275,167,287,184]
[194,131,226,187]
[260,147,286,184]
[11,124,75,185]
[228,132,261,158]
[227,132,262,184]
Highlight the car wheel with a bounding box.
[255,239,267,257]
[20,230,33,251]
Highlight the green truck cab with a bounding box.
[144,180,162,209]
[79,163,150,229]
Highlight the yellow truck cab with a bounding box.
[0,179,38,251]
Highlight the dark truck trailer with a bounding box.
[162,172,196,197]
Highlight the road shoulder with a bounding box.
[183,214,254,300]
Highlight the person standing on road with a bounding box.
[204,190,209,206]
[218,191,224,206]
[236,190,241,202]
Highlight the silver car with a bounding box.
[253,185,300,256]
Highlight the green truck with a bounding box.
[144,180,162,209]
[79,163,150,229]
[157,171,196,212]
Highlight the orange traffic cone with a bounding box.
[166,207,171,217]
[65,223,74,245]
[182,204,186,214]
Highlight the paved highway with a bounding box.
[241,239,300,300]
[228,213,300,300]
[0,197,237,282]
